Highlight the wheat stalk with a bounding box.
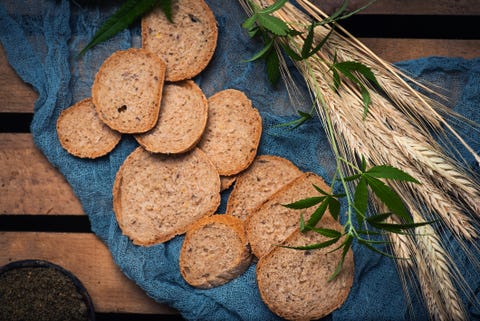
[412,211,468,321]
[239,0,480,319]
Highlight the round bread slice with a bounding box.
[246,172,331,258]
[256,225,354,321]
[134,80,208,154]
[197,89,262,176]
[56,98,121,158]
[113,147,220,246]
[142,0,218,81]
[226,155,303,221]
[179,214,251,289]
[92,48,166,134]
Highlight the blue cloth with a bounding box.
[1,1,479,320]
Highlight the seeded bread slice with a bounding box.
[142,0,218,81]
[134,80,208,154]
[179,214,251,289]
[92,48,166,134]
[256,225,354,321]
[56,98,121,158]
[226,155,303,221]
[197,89,262,176]
[246,172,330,258]
[112,147,220,246]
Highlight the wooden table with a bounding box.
[1,1,479,320]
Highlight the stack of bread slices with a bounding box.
[56,1,354,320]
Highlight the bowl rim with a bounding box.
[0,259,96,321]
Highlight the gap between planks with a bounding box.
[0,232,179,315]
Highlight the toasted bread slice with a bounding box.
[142,0,218,81]
[197,89,262,176]
[256,225,354,321]
[134,80,208,154]
[179,214,251,288]
[113,147,220,246]
[226,155,303,221]
[246,172,330,258]
[92,48,166,134]
[56,98,121,158]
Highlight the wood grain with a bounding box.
[0,46,37,113]
[360,38,480,62]
[313,0,480,15]
[0,232,178,314]
[0,133,84,215]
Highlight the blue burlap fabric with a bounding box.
[1,1,479,320]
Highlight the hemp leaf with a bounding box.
[78,0,172,57]
[282,158,424,280]
[330,61,380,118]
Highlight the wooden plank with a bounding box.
[0,46,37,113]
[360,38,480,62]
[0,133,84,215]
[314,0,480,15]
[0,232,178,315]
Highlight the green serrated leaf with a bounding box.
[243,37,274,62]
[304,27,333,59]
[257,14,290,36]
[78,0,166,57]
[366,165,420,184]
[301,23,315,58]
[328,198,341,221]
[354,176,368,218]
[360,85,371,119]
[312,183,330,196]
[358,239,396,258]
[283,196,325,209]
[299,213,307,232]
[364,175,412,222]
[306,197,330,227]
[366,212,392,223]
[329,235,353,280]
[310,227,342,238]
[282,236,340,251]
[241,14,258,31]
[370,220,434,232]
[265,49,281,84]
[157,0,173,22]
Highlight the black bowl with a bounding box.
[0,259,96,321]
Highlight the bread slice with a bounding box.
[179,214,251,289]
[197,89,262,176]
[226,155,303,221]
[56,98,121,158]
[256,225,354,321]
[142,0,218,81]
[134,80,208,154]
[245,172,330,258]
[92,48,166,134]
[112,147,220,246]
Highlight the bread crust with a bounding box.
[56,98,121,158]
[134,80,208,154]
[112,147,220,246]
[179,214,251,288]
[92,48,166,134]
[198,89,262,176]
[142,0,218,81]
[256,221,354,321]
[226,155,303,221]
